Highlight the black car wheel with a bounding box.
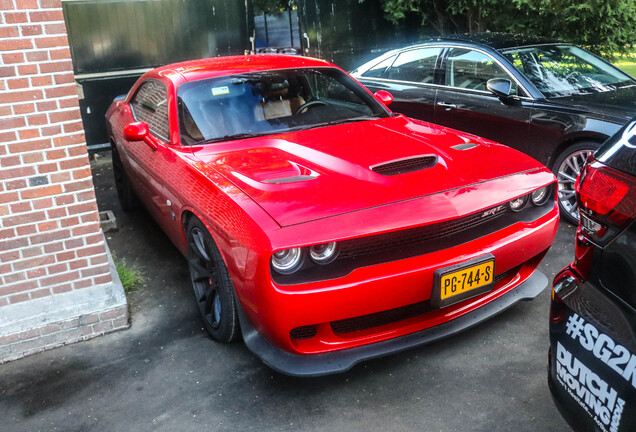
[112,144,140,212]
[553,142,600,224]
[186,217,239,343]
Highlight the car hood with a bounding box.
[547,85,636,123]
[192,116,546,227]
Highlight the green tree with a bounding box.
[254,0,295,14]
[367,0,635,56]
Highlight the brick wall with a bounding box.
[0,0,128,363]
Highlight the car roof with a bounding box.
[147,55,335,83]
[407,32,561,51]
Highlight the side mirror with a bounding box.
[123,121,158,150]
[486,78,512,100]
[374,90,393,107]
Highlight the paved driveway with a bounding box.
[0,153,573,431]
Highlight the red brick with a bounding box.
[45,85,76,99]
[44,23,67,35]
[22,152,44,164]
[77,245,107,258]
[80,212,99,224]
[37,220,58,232]
[20,184,62,199]
[2,211,45,227]
[9,293,31,304]
[7,77,29,89]
[93,274,112,285]
[39,59,72,73]
[71,223,99,237]
[67,144,87,157]
[30,288,51,300]
[58,98,79,109]
[15,224,37,236]
[73,279,91,290]
[22,246,43,259]
[0,106,12,116]
[0,27,19,39]
[18,128,40,140]
[69,259,88,270]
[26,50,48,62]
[2,52,25,64]
[0,204,9,216]
[32,197,53,209]
[35,36,69,49]
[0,249,20,261]
[49,48,71,60]
[5,179,27,190]
[0,191,19,204]
[27,267,47,279]
[0,155,21,167]
[55,250,75,262]
[63,121,84,134]
[0,116,26,130]
[68,202,98,216]
[8,138,50,153]
[63,179,93,193]
[41,271,78,286]
[4,12,28,25]
[13,103,35,115]
[31,231,71,246]
[90,254,109,266]
[54,133,84,146]
[47,262,68,274]
[36,100,56,111]
[0,131,17,143]
[52,283,72,294]
[71,167,92,180]
[16,0,38,9]
[53,72,74,85]
[84,233,103,245]
[18,329,41,341]
[9,201,31,213]
[3,88,42,103]
[43,242,64,253]
[40,0,62,9]
[29,10,64,22]
[31,75,53,87]
[50,171,71,183]
[46,149,66,161]
[0,165,35,180]
[46,207,66,218]
[49,109,80,123]
[27,113,48,126]
[37,162,59,174]
[3,272,25,284]
[40,125,62,137]
[64,238,83,249]
[17,64,38,75]
[60,215,79,227]
[0,280,38,296]
[0,66,16,78]
[21,24,43,36]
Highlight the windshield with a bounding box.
[501,45,635,98]
[177,67,390,145]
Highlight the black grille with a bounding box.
[330,265,523,335]
[290,325,317,340]
[338,204,508,259]
[371,156,437,176]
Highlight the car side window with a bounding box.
[361,55,397,78]
[445,48,519,95]
[387,48,441,83]
[130,80,170,141]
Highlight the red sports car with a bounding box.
[106,55,559,376]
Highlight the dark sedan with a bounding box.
[351,33,636,224]
[548,118,636,432]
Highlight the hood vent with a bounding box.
[451,142,478,150]
[371,155,437,176]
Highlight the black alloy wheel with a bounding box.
[111,144,140,212]
[553,142,600,225]
[186,217,239,343]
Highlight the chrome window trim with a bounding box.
[357,44,535,101]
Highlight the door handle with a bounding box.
[437,102,457,109]
[303,32,310,54]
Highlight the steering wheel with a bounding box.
[295,99,328,115]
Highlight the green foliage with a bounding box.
[115,258,145,292]
[254,0,295,14]
[365,0,635,56]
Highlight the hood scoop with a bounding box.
[371,155,437,176]
[451,142,478,150]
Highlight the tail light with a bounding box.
[576,160,636,241]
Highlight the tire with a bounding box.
[553,142,600,225]
[111,144,140,212]
[186,217,239,343]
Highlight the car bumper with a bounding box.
[239,269,547,377]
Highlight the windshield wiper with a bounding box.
[291,114,383,131]
[196,131,275,144]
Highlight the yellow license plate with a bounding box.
[432,256,495,308]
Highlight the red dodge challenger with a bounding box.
[106,55,559,376]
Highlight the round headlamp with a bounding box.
[509,195,528,212]
[531,186,550,206]
[271,248,303,274]
[309,242,339,265]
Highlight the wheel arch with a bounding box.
[548,134,607,170]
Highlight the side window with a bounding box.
[130,80,170,141]
[387,48,441,83]
[361,55,396,78]
[445,48,519,95]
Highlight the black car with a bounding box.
[351,33,636,224]
[548,119,636,432]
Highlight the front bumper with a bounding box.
[239,269,547,377]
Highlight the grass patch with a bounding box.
[115,258,145,292]
[613,52,636,77]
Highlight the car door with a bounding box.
[356,47,442,123]
[121,79,184,237]
[434,47,533,151]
